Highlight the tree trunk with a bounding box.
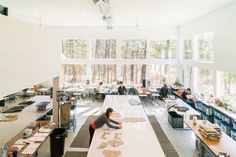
[105,40,109,58]
[97,64,100,81]
[71,65,78,83]
[141,64,146,81]
[123,65,127,83]
[102,64,106,83]
[131,64,134,83]
[135,65,138,83]
[96,40,100,58]
[113,65,116,81]
[61,65,65,84]
[107,65,110,83]
[166,40,170,58]
[144,41,147,58]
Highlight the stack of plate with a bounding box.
[199,122,221,141]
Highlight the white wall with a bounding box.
[179,2,236,73]
[0,15,61,97]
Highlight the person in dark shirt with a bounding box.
[182,88,191,100]
[89,108,122,145]
[118,81,127,95]
[159,84,169,100]
[182,88,195,109]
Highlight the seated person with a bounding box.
[89,108,122,145]
[118,81,127,95]
[128,86,139,95]
[159,84,169,99]
[146,80,151,88]
[137,87,143,94]
[96,82,103,92]
[182,88,195,109]
[181,88,191,100]
[96,82,105,100]
[208,94,215,103]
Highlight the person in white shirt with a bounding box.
[96,82,103,92]
[96,82,105,100]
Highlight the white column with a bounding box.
[216,71,224,97]
[184,66,192,88]
[52,76,59,127]
[192,67,198,94]
[213,70,217,96]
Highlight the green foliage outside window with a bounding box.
[224,73,236,95]
[62,39,87,59]
[91,39,117,58]
[183,40,192,59]
[62,64,87,84]
[198,69,214,97]
[197,33,213,62]
[150,40,177,59]
[121,40,147,59]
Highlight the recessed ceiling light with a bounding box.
[131,12,136,17]
[33,12,39,17]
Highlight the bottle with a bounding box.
[12,150,17,157]
[193,116,197,125]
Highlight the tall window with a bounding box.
[91,39,117,58]
[150,64,177,84]
[183,39,193,59]
[219,72,236,107]
[91,64,117,84]
[61,64,87,85]
[62,39,87,59]
[223,73,236,96]
[150,40,177,59]
[218,72,236,98]
[121,64,146,84]
[121,40,147,59]
[197,32,214,62]
[196,68,214,96]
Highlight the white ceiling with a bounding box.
[0,0,235,26]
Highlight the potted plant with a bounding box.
[173,79,182,87]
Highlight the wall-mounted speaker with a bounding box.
[0,4,8,16]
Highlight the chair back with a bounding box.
[94,88,99,94]
[128,87,138,95]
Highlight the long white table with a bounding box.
[0,96,52,147]
[167,98,200,116]
[87,95,166,157]
[175,98,200,116]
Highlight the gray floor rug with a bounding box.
[64,151,87,157]
[70,116,97,148]
[148,115,179,157]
